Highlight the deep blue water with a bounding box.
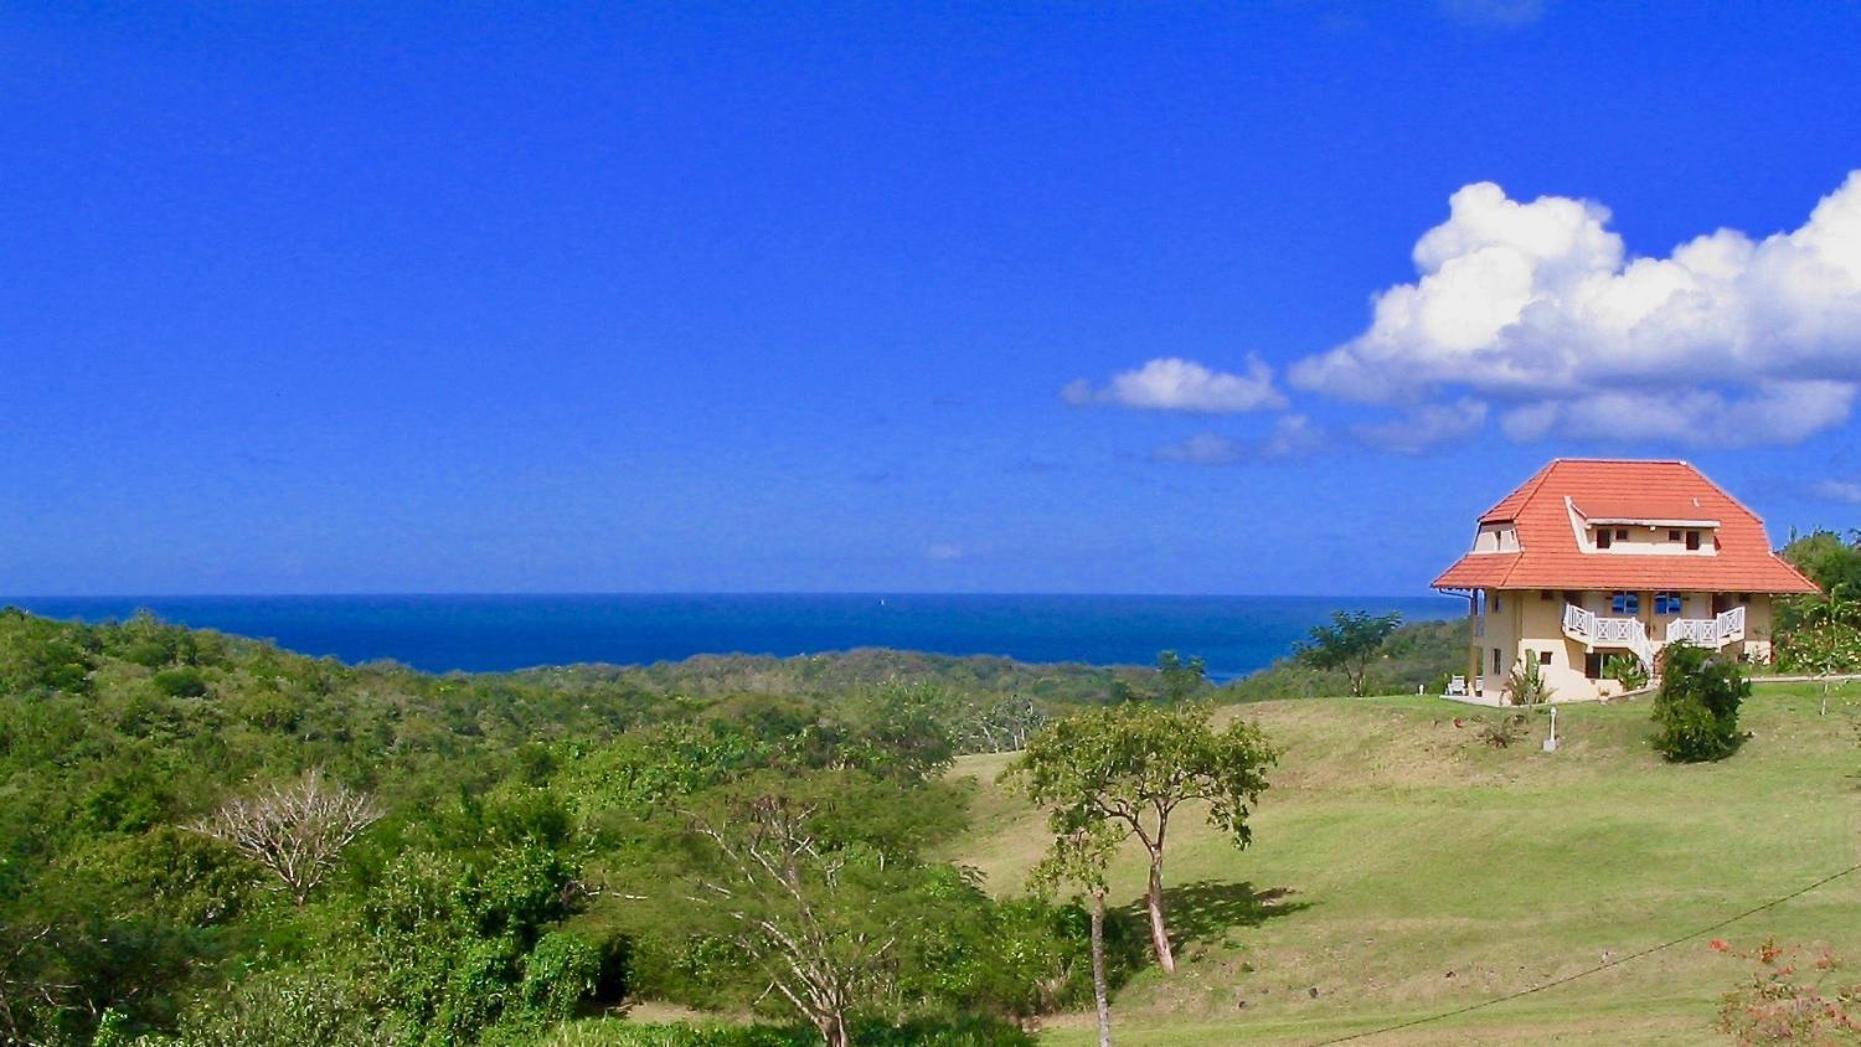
[3,594,1460,680]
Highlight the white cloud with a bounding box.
[925,543,963,561]
[1290,171,1861,447]
[1437,0,1545,27]
[1352,398,1489,454]
[1151,415,1328,466]
[1067,356,1288,414]
[1151,432,1246,466]
[1814,479,1861,504]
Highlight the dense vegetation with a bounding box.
[0,609,1148,1045]
[1220,617,1464,702]
[1776,529,1861,674]
[5,573,1841,1044]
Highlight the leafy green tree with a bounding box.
[1295,611,1403,697]
[1154,651,1207,704]
[1652,642,1749,762]
[1004,704,1276,974]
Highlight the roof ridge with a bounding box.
[1478,460,1556,520]
[1548,456,1693,465]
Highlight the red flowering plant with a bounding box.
[1715,937,1861,1044]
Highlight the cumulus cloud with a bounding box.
[1151,432,1247,466]
[1290,171,1861,446]
[1352,398,1489,454]
[1814,479,1861,504]
[1437,0,1545,27]
[1066,356,1288,414]
[1151,415,1328,466]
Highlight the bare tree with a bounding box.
[0,922,67,1045]
[188,769,383,906]
[1029,825,1121,1047]
[689,793,898,1047]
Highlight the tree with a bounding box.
[1295,611,1402,697]
[1651,642,1749,762]
[1155,651,1208,703]
[187,769,383,906]
[1004,704,1276,974]
[1029,825,1121,1047]
[683,779,918,1047]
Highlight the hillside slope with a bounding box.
[945,686,1861,1044]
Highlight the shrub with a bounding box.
[520,931,604,1020]
[1603,653,1649,691]
[1476,713,1531,748]
[1651,642,1749,763]
[1714,938,1861,1043]
[165,968,384,1047]
[1504,657,1551,706]
[152,667,210,698]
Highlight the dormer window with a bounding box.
[1686,530,1701,551]
[1595,529,1612,549]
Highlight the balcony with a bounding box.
[1561,602,1746,672]
[1664,605,1747,647]
[1561,604,1653,668]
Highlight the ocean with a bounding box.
[3,593,1461,681]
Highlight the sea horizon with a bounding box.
[3,592,1463,680]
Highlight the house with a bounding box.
[1432,459,1819,703]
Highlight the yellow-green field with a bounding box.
[943,684,1861,1045]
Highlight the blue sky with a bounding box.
[3,1,1859,596]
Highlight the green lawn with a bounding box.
[944,684,1861,1044]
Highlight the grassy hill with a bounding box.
[944,683,1861,1044]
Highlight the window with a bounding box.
[1492,592,1502,611]
[1595,528,1613,549]
[1686,530,1701,551]
[1540,589,1554,601]
[1538,650,1553,666]
[1669,529,1681,542]
[1584,651,1603,679]
[1611,591,1640,615]
[1654,592,1683,614]
[1616,528,1629,541]
[1492,648,1502,674]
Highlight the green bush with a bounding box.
[152,667,211,698]
[1504,657,1551,706]
[1603,653,1649,691]
[1651,642,1749,763]
[521,931,604,1020]
[161,969,384,1047]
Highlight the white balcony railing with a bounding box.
[1717,604,1747,643]
[1562,604,1654,670]
[1663,606,1746,648]
[1666,617,1720,645]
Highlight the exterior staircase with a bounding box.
[1560,603,1746,674]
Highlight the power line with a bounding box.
[1309,861,1861,1046]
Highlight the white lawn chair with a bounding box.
[1445,675,1468,696]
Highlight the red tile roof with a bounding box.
[1434,459,1819,594]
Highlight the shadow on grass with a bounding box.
[1122,880,1311,952]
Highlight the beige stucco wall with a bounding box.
[1464,589,1778,704]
